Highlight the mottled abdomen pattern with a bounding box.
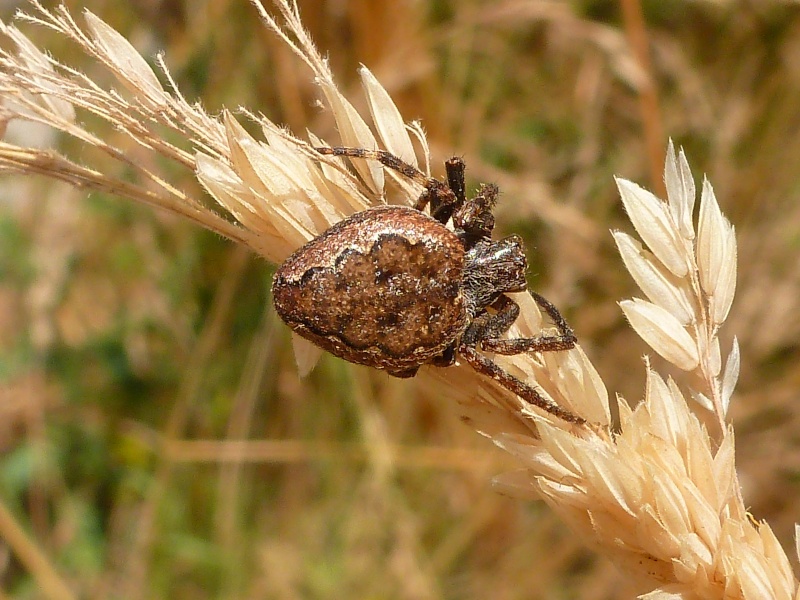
[272,206,468,376]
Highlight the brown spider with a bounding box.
[272,147,584,425]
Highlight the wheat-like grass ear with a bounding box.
[491,143,798,599]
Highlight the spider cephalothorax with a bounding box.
[272,148,583,424]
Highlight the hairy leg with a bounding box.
[315,146,458,224]
[480,292,576,354]
[458,344,585,424]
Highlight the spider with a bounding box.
[272,147,584,425]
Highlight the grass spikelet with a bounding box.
[492,143,798,598]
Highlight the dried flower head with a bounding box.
[0,2,797,599]
[493,145,796,599]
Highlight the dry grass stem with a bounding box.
[0,2,798,599]
[0,499,75,600]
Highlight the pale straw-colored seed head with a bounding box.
[493,142,798,598]
[0,3,797,599]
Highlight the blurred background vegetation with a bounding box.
[1,0,800,598]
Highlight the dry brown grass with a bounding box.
[1,1,800,598]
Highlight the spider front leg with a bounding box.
[478,292,576,355]
[461,295,520,348]
[453,182,499,241]
[433,157,466,224]
[316,146,426,184]
[457,344,585,425]
[458,293,582,424]
[420,157,465,225]
[314,146,458,225]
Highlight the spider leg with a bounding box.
[316,146,428,185]
[315,146,457,225]
[445,157,466,205]
[458,344,585,424]
[429,342,457,368]
[453,183,499,241]
[461,295,519,347]
[437,157,467,224]
[426,184,460,225]
[481,291,576,354]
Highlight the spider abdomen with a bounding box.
[272,205,468,377]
